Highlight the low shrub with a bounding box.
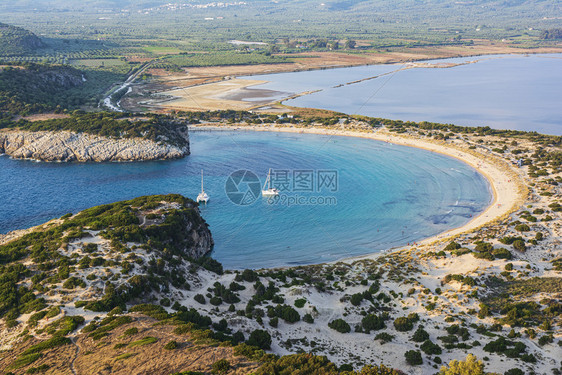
[247,330,272,350]
[362,314,386,333]
[404,350,423,366]
[393,317,413,332]
[412,327,429,342]
[421,339,442,355]
[164,340,178,350]
[212,359,230,374]
[375,332,394,344]
[444,242,461,251]
[328,319,351,333]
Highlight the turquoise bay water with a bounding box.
[0,130,490,269]
[244,54,562,135]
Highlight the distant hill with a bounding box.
[541,28,562,39]
[1,0,164,11]
[2,0,560,39]
[0,23,44,56]
[4,0,560,14]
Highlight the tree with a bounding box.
[444,241,461,251]
[514,224,530,232]
[438,354,485,375]
[240,269,258,282]
[358,364,403,374]
[344,39,356,49]
[504,369,524,375]
[328,318,351,333]
[303,313,314,323]
[412,327,429,342]
[247,329,271,350]
[475,242,493,253]
[254,354,339,374]
[404,350,422,366]
[420,339,442,355]
[512,240,526,252]
[351,293,364,306]
[232,331,245,344]
[393,317,413,332]
[478,303,490,319]
[540,28,562,40]
[274,304,300,323]
[269,317,278,328]
[212,359,231,374]
[362,314,385,333]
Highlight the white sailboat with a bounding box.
[197,170,209,203]
[262,168,279,196]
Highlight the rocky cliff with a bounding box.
[0,128,190,162]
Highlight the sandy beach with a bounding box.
[190,124,527,253]
[2,123,557,375]
[184,123,555,374]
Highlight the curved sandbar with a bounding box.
[190,124,526,253]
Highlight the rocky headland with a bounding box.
[0,128,190,162]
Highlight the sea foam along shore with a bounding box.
[190,124,527,255]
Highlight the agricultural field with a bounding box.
[69,58,128,68]
[143,46,184,55]
[2,0,561,56]
[152,51,290,70]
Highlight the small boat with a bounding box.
[262,168,279,196]
[197,170,209,203]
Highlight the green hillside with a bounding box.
[0,63,127,116]
[0,23,44,56]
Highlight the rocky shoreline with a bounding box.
[0,129,190,162]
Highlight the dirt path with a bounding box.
[69,336,80,375]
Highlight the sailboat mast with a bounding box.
[201,170,204,193]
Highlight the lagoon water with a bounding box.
[244,54,562,135]
[0,130,490,269]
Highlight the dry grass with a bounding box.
[0,315,260,375]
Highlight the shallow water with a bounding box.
[0,130,491,269]
[244,54,562,135]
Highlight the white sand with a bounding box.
[3,123,556,374]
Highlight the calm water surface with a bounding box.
[0,131,491,268]
[244,54,562,135]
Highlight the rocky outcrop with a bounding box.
[142,199,214,259]
[0,129,190,162]
[181,202,214,259]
